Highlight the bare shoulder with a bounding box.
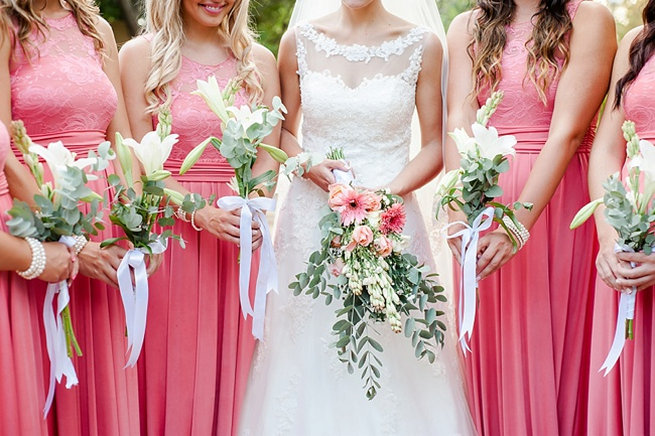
[119,35,151,62]
[447,10,476,38]
[422,31,443,58]
[252,42,276,65]
[620,25,644,50]
[573,1,614,28]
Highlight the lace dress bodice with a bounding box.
[157,54,248,171]
[623,55,655,141]
[296,23,428,188]
[10,13,117,145]
[477,0,594,152]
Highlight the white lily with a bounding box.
[630,139,655,212]
[449,128,476,156]
[192,76,229,123]
[30,141,99,184]
[471,123,517,160]
[226,105,267,133]
[123,131,178,177]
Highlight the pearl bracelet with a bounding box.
[72,235,88,256]
[175,208,190,223]
[191,210,202,232]
[17,237,47,280]
[502,215,530,251]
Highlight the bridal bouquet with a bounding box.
[437,91,532,352]
[290,149,447,400]
[7,121,113,414]
[103,109,206,368]
[180,76,288,339]
[570,120,655,374]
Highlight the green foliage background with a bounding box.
[99,0,642,52]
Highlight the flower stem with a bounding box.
[62,305,82,357]
[625,319,634,340]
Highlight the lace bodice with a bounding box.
[477,0,593,151]
[157,54,248,166]
[9,13,117,140]
[295,23,428,188]
[623,55,655,141]
[0,122,8,195]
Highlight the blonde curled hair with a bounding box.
[144,0,263,114]
[468,0,573,104]
[1,0,104,60]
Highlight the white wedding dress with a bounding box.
[239,24,474,436]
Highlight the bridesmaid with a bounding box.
[587,6,655,435]
[1,0,145,434]
[119,0,280,434]
[446,0,615,434]
[0,118,74,435]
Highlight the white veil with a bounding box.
[284,0,454,293]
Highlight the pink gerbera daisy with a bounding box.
[328,185,370,226]
[380,202,406,234]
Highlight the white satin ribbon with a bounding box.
[216,196,277,340]
[43,235,78,416]
[599,243,637,375]
[117,240,167,368]
[445,207,495,354]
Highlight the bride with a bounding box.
[239,0,474,434]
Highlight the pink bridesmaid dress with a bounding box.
[9,13,139,435]
[459,1,597,434]
[138,51,256,436]
[587,55,655,436]
[0,122,51,435]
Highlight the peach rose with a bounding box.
[327,184,354,211]
[374,236,393,257]
[346,225,374,251]
[328,258,345,277]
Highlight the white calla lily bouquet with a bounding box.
[7,121,114,413]
[179,76,288,340]
[571,120,655,373]
[436,91,532,352]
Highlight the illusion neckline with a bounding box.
[181,54,235,68]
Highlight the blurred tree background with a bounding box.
[99,0,644,51]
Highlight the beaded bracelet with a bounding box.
[175,208,190,223]
[502,215,530,251]
[17,237,47,280]
[72,235,89,256]
[191,210,202,232]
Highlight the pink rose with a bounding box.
[328,258,345,277]
[331,235,342,248]
[374,236,393,257]
[346,225,374,251]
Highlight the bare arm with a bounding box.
[443,12,480,261]
[476,3,617,279]
[250,43,282,197]
[387,32,443,196]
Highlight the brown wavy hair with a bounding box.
[143,0,263,114]
[468,0,573,104]
[614,0,655,108]
[1,0,104,60]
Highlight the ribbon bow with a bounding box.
[216,196,277,340]
[599,243,638,375]
[117,240,167,368]
[43,235,78,416]
[445,207,495,353]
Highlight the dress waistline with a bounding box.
[11,129,108,162]
[496,126,592,154]
[165,160,234,183]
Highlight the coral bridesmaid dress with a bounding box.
[587,55,655,436]
[9,13,139,435]
[458,1,597,434]
[138,53,256,436]
[0,122,51,435]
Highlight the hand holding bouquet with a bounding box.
[571,120,655,373]
[103,108,206,367]
[290,150,447,400]
[180,76,288,339]
[7,121,114,414]
[437,91,532,352]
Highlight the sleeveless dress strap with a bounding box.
[567,0,585,20]
[294,26,310,79]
